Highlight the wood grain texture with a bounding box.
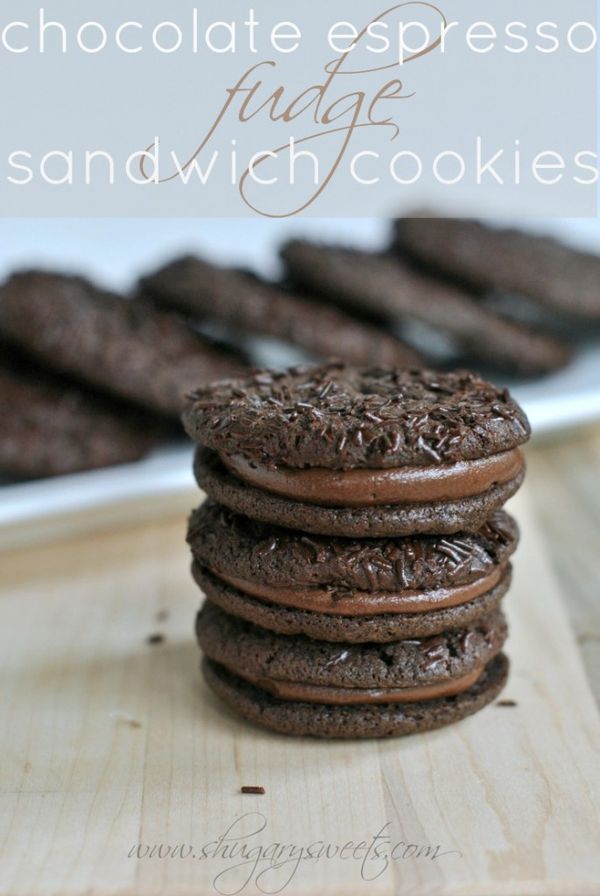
[0,486,599,896]
[527,425,600,705]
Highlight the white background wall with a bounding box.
[0,218,598,291]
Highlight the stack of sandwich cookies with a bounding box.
[184,363,530,738]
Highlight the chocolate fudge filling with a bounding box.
[221,448,524,507]
[220,662,485,705]
[213,564,507,616]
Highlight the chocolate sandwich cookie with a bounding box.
[198,602,507,695]
[193,447,524,537]
[194,565,511,644]
[140,255,424,368]
[0,356,167,478]
[198,603,508,738]
[394,215,600,323]
[280,240,572,376]
[204,653,508,738]
[0,271,246,417]
[188,502,517,642]
[185,364,529,536]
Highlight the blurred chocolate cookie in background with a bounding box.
[280,240,573,378]
[1,213,599,485]
[0,271,247,418]
[0,346,170,478]
[394,214,600,326]
[140,255,424,369]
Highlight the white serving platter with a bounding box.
[1,217,599,547]
[2,342,599,549]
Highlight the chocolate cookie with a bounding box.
[280,240,572,375]
[0,354,168,478]
[202,653,508,738]
[187,502,517,639]
[185,364,529,468]
[186,364,529,536]
[394,215,600,323]
[194,447,524,537]
[197,601,507,691]
[193,563,511,643]
[140,255,424,368]
[0,271,246,417]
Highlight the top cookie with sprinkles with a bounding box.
[183,363,530,471]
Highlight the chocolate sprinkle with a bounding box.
[183,363,530,471]
[187,502,519,595]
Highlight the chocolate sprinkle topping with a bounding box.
[187,502,519,594]
[183,363,530,470]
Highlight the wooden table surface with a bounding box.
[526,423,600,704]
[1,425,599,896]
